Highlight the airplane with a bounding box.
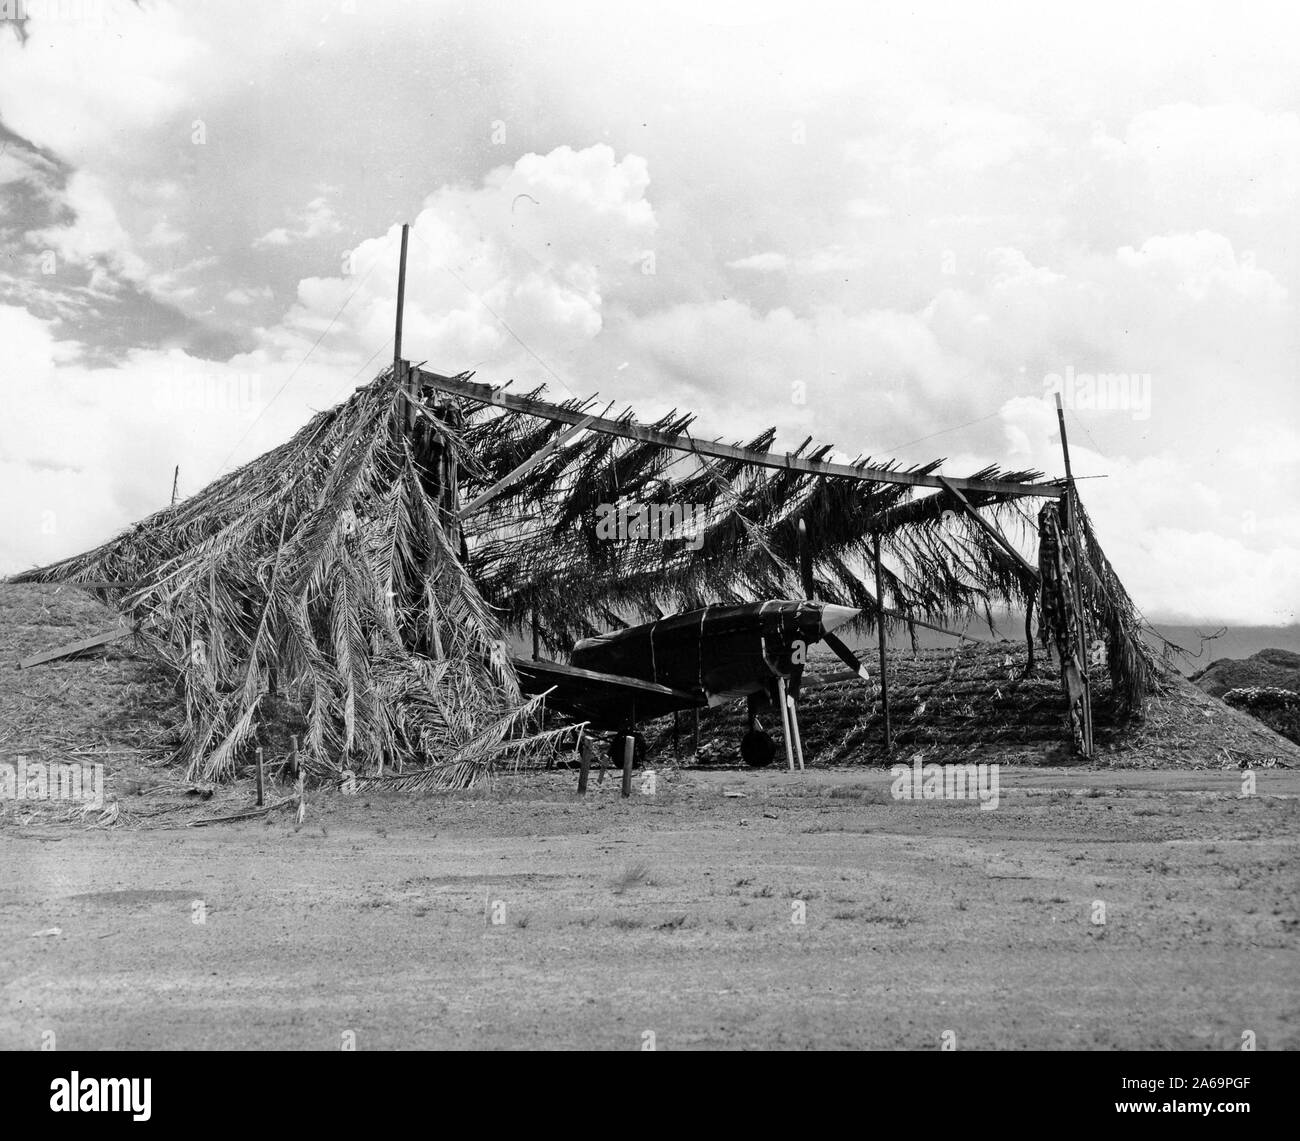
[513,599,867,768]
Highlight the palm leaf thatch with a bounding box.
[11,367,576,785]
[1037,494,1159,717]
[452,382,1049,650]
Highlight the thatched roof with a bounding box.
[12,367,575,786]
[455,383,1051,651]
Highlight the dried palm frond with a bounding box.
[12,367,577,785]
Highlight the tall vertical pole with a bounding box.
[1055,394,1094,759]
[797,518,815,599]
[394,223,414,428]
[170,465,180,506]
[873,532,893,758]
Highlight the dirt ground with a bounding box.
[3,765,1297,1050]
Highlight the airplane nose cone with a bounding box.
[819,604,860,634]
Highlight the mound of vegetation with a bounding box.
[1221,686,1300,746]
[1191,648,1300,699]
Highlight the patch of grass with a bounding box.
[828,784,889,803]
[611,862,651,894]
[610,916,644,931]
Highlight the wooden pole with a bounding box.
[873,532,893,757]
[531,611,540,660]
[255,746,265,807]
[1054,394,1094,759]
[577,734,591,794]
[393,222,414,430]
[458,415,597,520]
[291,735,299,778]
[1024,595,1036,673]
[798,518,815,598]
[776,677,795,772]
[394,223,409,372]
[787,694,805,771]
[693,708,700,755]
[620,734,634,798]
[1054,394,1075,484]
[937,476,1039,582]
[170,465,179,506]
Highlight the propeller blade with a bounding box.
[823,631,871,682]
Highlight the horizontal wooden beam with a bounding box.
[416,370,1063,499]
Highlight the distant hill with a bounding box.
[1189,648,1300,699]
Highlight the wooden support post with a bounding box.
[620,734,634,798]
[170,464,179,506]
[531,611,540,660]
[577,734,591,794]
[1024,595,1036,674]
[787,694,805,771]
[291,735,300,778]
[1055,394,1094,759]
[776,676,795,772]
[255,747,265,807]
[798,517,815,599]
[693,708,700,755]
[873,533,893,757]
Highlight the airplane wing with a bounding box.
[513,658,705,729]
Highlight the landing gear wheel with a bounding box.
[740,728,777,768]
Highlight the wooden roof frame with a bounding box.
[414,369,1064,500]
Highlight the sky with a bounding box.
[0,0,1296,625]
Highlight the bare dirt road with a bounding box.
[3,766,1296,1050]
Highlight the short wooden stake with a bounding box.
[255,747,265,807]
[577,735,591,794]
[621,734,634,798]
